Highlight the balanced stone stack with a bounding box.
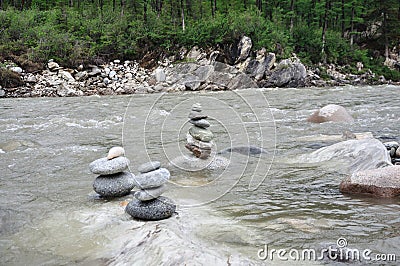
[89,147,135,198]
[384,141,400,165]
[185,103,214,159]
[125,161,176,220]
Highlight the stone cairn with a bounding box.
[185,103,214,159]
[89,147,135,198]
[125,161,176,220]
[384,141,400,165]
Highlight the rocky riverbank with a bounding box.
[1,36,399,98]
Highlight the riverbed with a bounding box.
[0,85,399,265]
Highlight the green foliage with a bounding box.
[0,0,399,81]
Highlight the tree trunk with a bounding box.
[143,0,147,22]
[383,6,389,59]
[211,0,216,17]
[341,0,345,37]
[120,0,125,16]
[290,0,295,33]
[321,0,330,64]
[21,0,25,10]
[350,4,354,46]
[256,0,262,11]
[200,0,203,19]
[181,0,185,31]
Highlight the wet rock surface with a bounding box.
[125,196,176,220]
[340,166,400,197]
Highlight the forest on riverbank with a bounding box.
[1,0,400,81]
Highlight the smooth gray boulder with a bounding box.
[89,157,129,175]
[299,138,392,172]
[93,172,135,197]
[340,165,400,197]
[125,196,176,220]
[307,104,354,123]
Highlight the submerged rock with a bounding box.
[125,196,176,220]
[93,172,135,197]
[340,165,400,197]
[89,157,129,175]
[307,104,354,123]
[218,145,269,155]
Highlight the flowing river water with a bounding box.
[0,85,399,265]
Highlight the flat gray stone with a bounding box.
[125,196,176,220]
[134,185,167,201]
[133,168,170,189]
[189,119,210,128]
[189,126,214,142]
[89,157,129,175]
[138,161,161,173]
[93,172,135,197]
[188,111,207,120]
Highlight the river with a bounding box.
[0,85,399,265]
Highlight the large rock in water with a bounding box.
[264,58,306,87]
[307,104,354,123]
[340,166,400,197]
[125,196,176,220]
[299,138,392,172]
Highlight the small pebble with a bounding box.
[107,146,125,160]
[191,103,202,112]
